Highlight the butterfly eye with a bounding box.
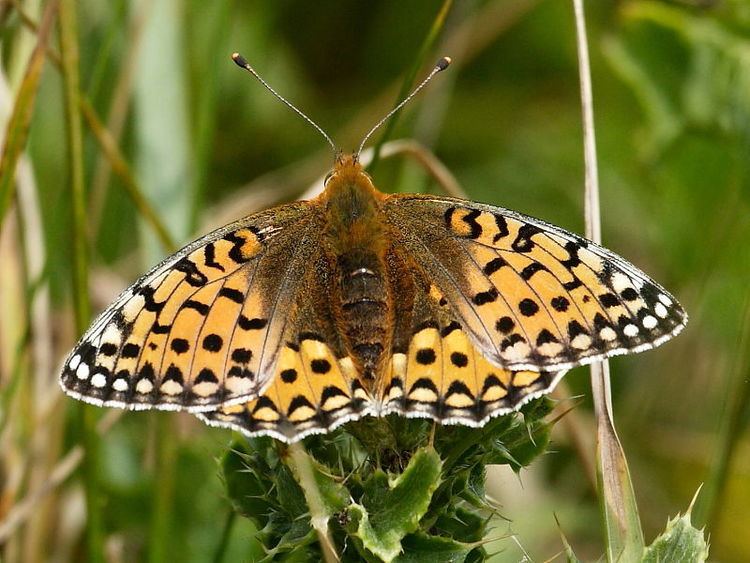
[324,171,334,185]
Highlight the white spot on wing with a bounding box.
[571,334,592,350]
[76,363,90,380]
[623,324,639,337]
[391,353,407,378]
[136,378,154,394]
[599,327,617,342]
[611,272,632,293]
[225,376,253,395]
[658,294,673,307]
[122,293,146,322]
[408,387,438,403]
[101,324,122,346]
[91,372,107,388]
[501,340,531,362]
[654,303,669,318]
[643,315,658,329]
[160,380,183,395]
[69,354,82,371]
[113,378,129,392]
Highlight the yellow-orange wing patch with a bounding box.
[197,342,375,442]
[383,194,687,372]
[198,268,375,442]
[379,273,565,426]
[60,202,317,412]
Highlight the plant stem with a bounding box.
[148,413,177,563]
[572,1,644,560]
[60,0,105,559]
[287,442,339,563]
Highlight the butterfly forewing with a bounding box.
[383,194,687,373]
[60,202,317,411]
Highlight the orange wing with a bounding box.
[60,202,319,412]
[383,194,687,372]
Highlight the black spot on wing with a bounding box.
[238,316,267,330]
[473,287,499,306]
[183,300,210,316]
[493,214,509,242]
[174,258,208,287]
[461,209,483,239]
[511,224,542,252]
[218,287,244,303]
[280,368,298,384]
[560,241,582,269]
[495,316,515,334]
[446,380,475,401]
[287,395,315,417]
[520,262,547,280]
[416,348,437,365]
[536,329,559,345]
[483,257,507,275]
[450,351,469,368]
[122,343,140,358]
[203,243,226,272]
[440,321,461,337]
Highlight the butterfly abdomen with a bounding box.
[319,156,394,381]
[334,249,391,380]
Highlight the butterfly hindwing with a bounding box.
[60,202,318,411]
[383,194,687,372]
[198,256,374,441]
[380,254,566,426]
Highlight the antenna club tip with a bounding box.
[231,52,249,68]
[436,56,452,71]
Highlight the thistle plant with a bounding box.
[222,399,554,562]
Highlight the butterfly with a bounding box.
[59,56,687,443]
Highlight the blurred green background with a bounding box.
[1,0,748,560]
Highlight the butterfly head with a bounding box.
[322,153,381,201]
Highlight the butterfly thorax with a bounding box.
[318,155,392,384]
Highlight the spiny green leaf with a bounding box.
[276,463,310,518]
[347,446,442,562]
[643,498,709,563]
[285,443,349,515]
[394,532,474,563]
[433,506,485,543]
[221,443,275,521]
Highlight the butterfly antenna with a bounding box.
[356,56,451,160]
[232,52,337,154]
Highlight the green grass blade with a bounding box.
[79,98,176,252]
[59,0,104,560]
[6,7,176,252]
[133,1,194,558]
[188,0,232,232]
[0,0,59,231]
